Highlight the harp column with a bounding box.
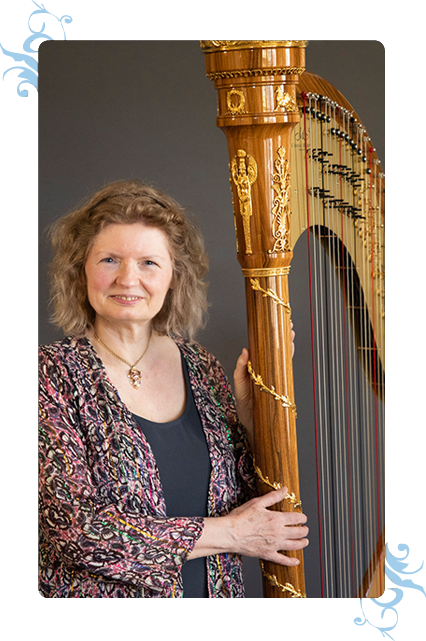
[202,40,308,598]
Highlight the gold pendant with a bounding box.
[128,367,142,389]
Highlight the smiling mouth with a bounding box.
[111,295,142,301]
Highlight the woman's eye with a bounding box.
[98,257,159,267]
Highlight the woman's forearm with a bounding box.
[187,487,309,565]
[188,515,234,559]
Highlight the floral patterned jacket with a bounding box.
[39,336,255,598]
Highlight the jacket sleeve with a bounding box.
[206,351,256,503]
[39,346,204,595]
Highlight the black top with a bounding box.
[132,352,211,598]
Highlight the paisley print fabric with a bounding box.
[39,336,255,598]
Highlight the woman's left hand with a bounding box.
[233,347,253,436]
[233,323,296,444]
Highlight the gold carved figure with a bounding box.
[231,149,257,254]
[275,87,298,112]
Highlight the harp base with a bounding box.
[364,500,398,601]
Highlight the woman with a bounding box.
[39,179,308,598]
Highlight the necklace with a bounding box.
[93,328,153,390]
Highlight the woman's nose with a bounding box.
[116,263,139,286]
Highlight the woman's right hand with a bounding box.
[189,487,309,566]
[225,486,308,565]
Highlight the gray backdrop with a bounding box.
[38,40,384,597]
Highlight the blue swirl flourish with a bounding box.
[0,1,72,96]
[354,544,425,639]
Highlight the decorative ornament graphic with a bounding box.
[0,1,72,96]
[354,544,425,639]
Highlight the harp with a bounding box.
[201,41,385,598]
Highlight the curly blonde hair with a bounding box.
[48,179,209,340]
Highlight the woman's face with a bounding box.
[85,223,174,328]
